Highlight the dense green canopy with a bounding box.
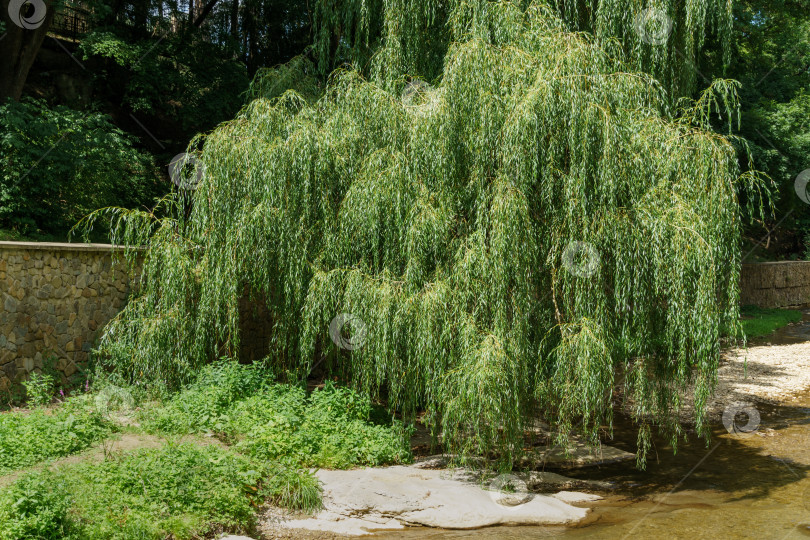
[87,0,759,467]
[310,0,733,99]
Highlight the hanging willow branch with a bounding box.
[86,0,758,468]
[309,0,732,99]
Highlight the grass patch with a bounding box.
[144,362,412,469]
[0,396,113,474]
[0,443,320,540]
[0,362,410,538]
[0,472,76,539]
[740,305,803,339]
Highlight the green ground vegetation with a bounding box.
[0,396,112,475]
[144,362,412,469]
[740,305,803,339]
[0,362,410,539]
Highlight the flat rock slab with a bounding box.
[281,466,597,536]
[533,442,635,468]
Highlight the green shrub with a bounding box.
[0,397,113,474]
[144,361,277,434]
[0,98,161,236]
[240,383,412,468]
[64,443,260,539]
[265,461,323,513]
[0,472,77,540]
[66,443,318,538]
[144,362,412,468]
[0,443,320,540]
[22,373,54,407]
[89,368,169,408]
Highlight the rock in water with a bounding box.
[280,465,598,536]
[532,442,635,469]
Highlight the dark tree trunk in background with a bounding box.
[329,24,342,70]
[193,0,219,27]
[175,0,219,54]
[230,0,238,34]
[0,0,56,102]
[133,0,149,36]
[105,0,126,26]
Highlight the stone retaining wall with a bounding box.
[0,242,136,394]
[1,240,807,396]
[740,261,810,309]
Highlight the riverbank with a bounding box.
[270,314,810,539]
[263,462,605,537]
[680,312,810,424]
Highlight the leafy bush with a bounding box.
[0,397,112,474]
[80,31,249,144]
[145,362,411,468]
[264,461,322,512]
[22,373,54,407]
[0,472,77,540]
[265,383,412,468]
[144,361,277,434]
[65,443,261,539]
[89,368,168,408]
[0,444,320,540]
[0,98,161,236]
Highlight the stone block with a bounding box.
[63,361,78,377]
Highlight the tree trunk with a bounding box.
[0,0,57,102]
[230,0,238,35]
[192,0,219,27]
[104,0,125,26]
[134,0,149,36]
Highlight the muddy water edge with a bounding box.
[378,398,810,539]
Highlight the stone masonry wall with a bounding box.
[740,261,810,309]
[1,240,807,396]
[0,242,136,394]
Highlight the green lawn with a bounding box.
[740,305,803,339]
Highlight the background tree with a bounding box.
[0,99,160,235]
[0,0,57,102]
[725,0,810,258]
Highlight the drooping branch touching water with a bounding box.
[83,1,760,468]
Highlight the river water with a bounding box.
[379,317,810,539]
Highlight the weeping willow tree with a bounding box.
[81,0,764,468]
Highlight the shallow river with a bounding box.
[378,318,810,540]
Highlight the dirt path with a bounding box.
[678,323,810,424]
[715,341,810,405]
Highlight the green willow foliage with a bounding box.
[310,0,731,98]
[84,1,752,468]
[551,0,733,98]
